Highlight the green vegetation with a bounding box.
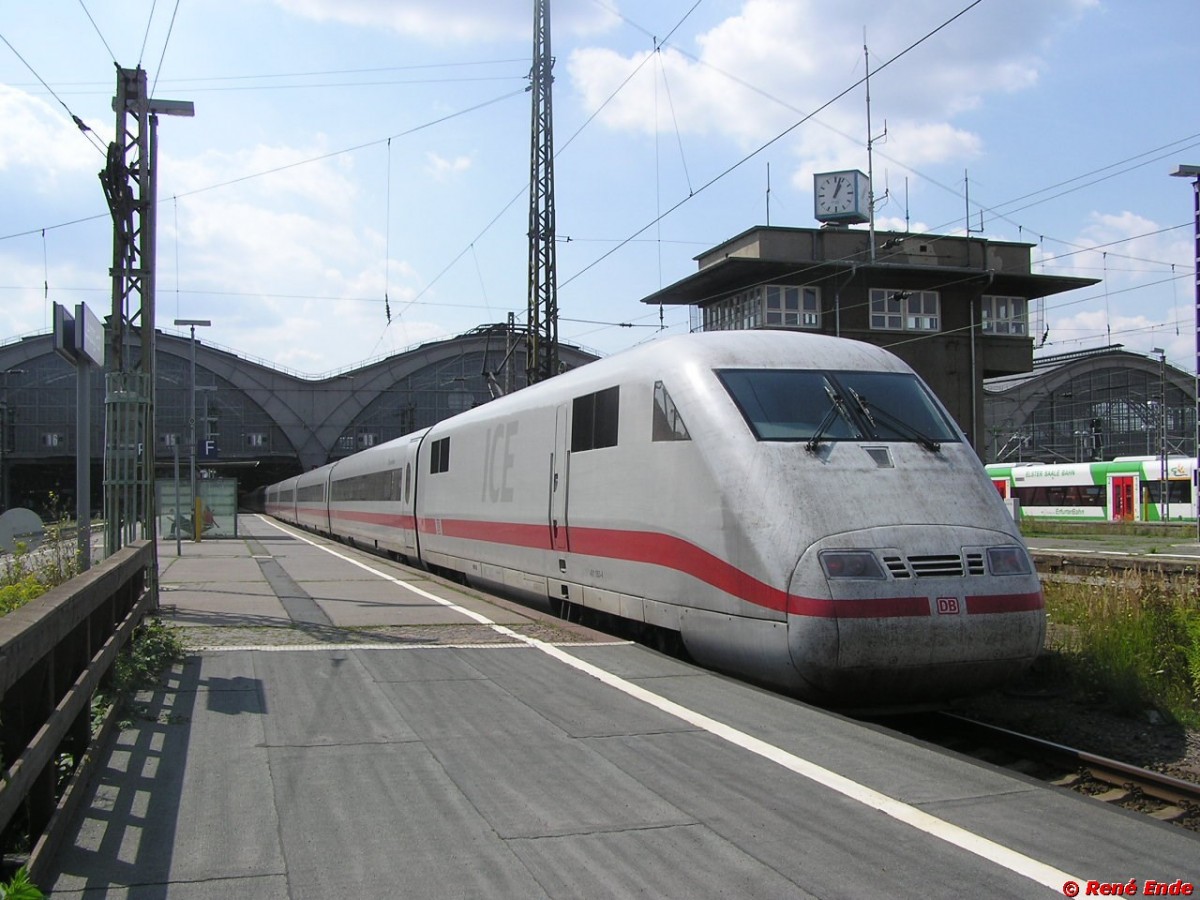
[1044,572,1200,727]
[0,867,44,900]
[1,504,82,616]
[98,618,185,727]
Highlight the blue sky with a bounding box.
[1,0,1197,376]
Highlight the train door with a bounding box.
[991,478,1009,499]
[550,404,570,551]
[402,461,416,555]
[1109,475,1136,521]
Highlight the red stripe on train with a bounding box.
[965,592,1044,614]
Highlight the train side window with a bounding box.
[405,463,411,503]
[652,381,691,442]
[429,437,451,474]
[572,386,620,452]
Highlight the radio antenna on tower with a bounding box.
[864,35,887,260]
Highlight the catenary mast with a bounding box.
[526,0,559,384]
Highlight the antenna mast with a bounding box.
[526,0,558,385]
[864,38,886,260]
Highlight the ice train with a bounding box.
[264,331,1044,706]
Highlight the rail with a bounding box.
[873,712,1200,830]
[0,541,156,882]
[937,713,1200,825]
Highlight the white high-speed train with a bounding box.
[264,331,1044,706]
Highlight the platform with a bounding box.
[45,515,1197,898]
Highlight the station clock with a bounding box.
[814,169,870,225]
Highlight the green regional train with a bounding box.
[984,457,1197,522]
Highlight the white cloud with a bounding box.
[0,86,106,188]
[425,152,473,179]
[154,139,450,373]
[1045,304,1191,362]
[567,0,1094,180]
[0,252,106,341]
[1039,205,1189,361]
[268,0,618,42]
[172,140,361,218]
[1037,210,1187,286]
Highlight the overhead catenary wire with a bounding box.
[174,87,525,201]
[612,0,1199,277]
[77,0,117,64]
[15,58,530,94]
[560,0,986,291]
[0,30,106,156]
[149,0,184,98]
[368,0,713,357]
[4,1,1190,366]
[138,0,159,68]
[0,85,528,245]
[384,138,393,325]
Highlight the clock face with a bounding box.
[814,170,869,222]
[816,173,856,215]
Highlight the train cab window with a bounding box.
[717,369,959,444]
[652,381,691,442]
[429,437,451,474]
[835,370,959,444]
[572,386,620,452]
[718,370,860,441]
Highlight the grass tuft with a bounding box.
[1044,571,1200,727]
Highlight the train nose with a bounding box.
[785,531,1045,705]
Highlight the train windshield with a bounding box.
[717,369,960,445]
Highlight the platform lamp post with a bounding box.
[1151,347,1167,521]
[1171,165,1199,540]
[174,319,210,540]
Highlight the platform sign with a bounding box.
[198,438,219,460]
[74,303,105,367]
[51,302,105,367]
[52,303,76,365]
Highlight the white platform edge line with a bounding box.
[255,515,1086,893]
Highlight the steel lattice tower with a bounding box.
[99,66,157,555]
[526,0,558,385]
[99,67,191,558]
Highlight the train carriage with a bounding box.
[986,457,1197,522]
[293,467,331,533]
[265,331,1045,706]
[326,428,427,560]
[265,475,300,525]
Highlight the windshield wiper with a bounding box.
[806,384,854,453]
[849,388,941,452]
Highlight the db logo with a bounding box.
[936,597,960,615]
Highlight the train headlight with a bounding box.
[819,550,886,580]
[986,546,1032,576]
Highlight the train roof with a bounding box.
[617,330,913,373]
[424,330,919,434]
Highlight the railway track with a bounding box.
[869,712,1200,831]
